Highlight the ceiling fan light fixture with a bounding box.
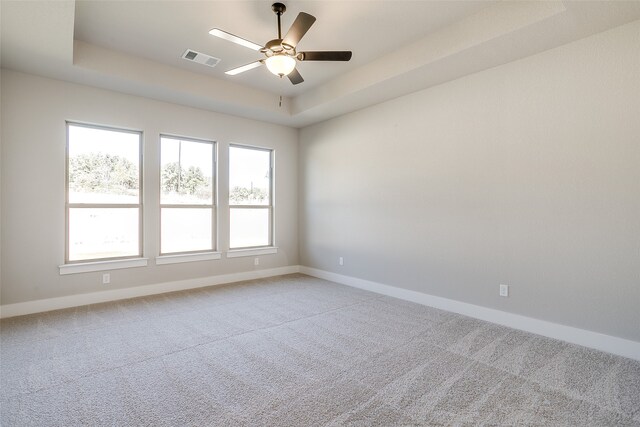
[265,54,296,76]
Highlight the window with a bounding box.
[66,123,142,262]
[229,145,273,249]
[160,136,216,254]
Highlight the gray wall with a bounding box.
[1,21,638,343]
[1,70,298,305]
[299,21,640,341]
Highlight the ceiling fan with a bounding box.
[209,2,352,85]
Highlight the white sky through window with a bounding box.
[68,125,139,163]
[160,137,213,173]
[229,146,270,191]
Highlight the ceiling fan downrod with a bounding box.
[272,3,286,39]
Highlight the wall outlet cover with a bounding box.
[499,284,509,297]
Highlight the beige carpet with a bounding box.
[1,273,639,426]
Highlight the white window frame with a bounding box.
[159,135,217,256]
[65,122,143,264]
[228,144,274,250]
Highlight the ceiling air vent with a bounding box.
[181,49,220,68]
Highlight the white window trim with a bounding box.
[156,251,222,265]
[226,247,278,258]
[229,144,275,250]
[59,258,148,275]
[66,122,144,263]
[159,135,218,256]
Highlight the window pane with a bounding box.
[161,137,213,205]
[68,125,140,204]
[68,208,139,261]
[230,208,269,248]
[161,208,213,254]
[229,146,270,206]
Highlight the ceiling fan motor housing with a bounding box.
[263,39,287,54]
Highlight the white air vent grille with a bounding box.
[181,49,221,68]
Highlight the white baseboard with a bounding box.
[0,265,301,319]
[3,264,638,361]
[299,266,640,362]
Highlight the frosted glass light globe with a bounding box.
[265,55,296,76]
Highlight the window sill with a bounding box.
[226,247,278,258]
[156,252,221,265]
[59,258,148,275]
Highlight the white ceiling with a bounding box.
[73,1,492,97]
[2,1,640,128]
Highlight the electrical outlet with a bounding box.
[254,257,259,266]
[499,284,509,297]
[102,273,111,285]
[339,257,344,266]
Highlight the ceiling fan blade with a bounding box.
[209,28,263,51]
[282,12,316,49]
[225,60,264,76]
[298,51,352,61]
[288,68,304,85]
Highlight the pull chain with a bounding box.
[279,95,282,108]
